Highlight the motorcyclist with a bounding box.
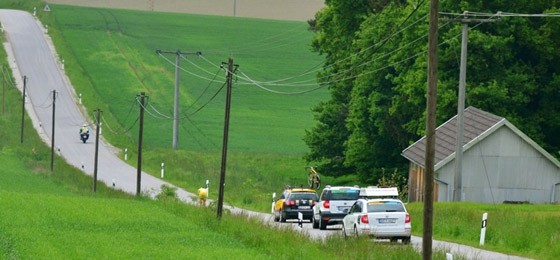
[79,124,90,143]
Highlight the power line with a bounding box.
[440,11,560,18]
[187,82,226,117]
[183,64,224,114]
[180,116,220,150]
[239,70,325,95]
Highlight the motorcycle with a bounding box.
[80,132,89,143]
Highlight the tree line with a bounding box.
[304,0,560,186]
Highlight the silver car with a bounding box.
[312,186,360,230]
[342,198,411,244]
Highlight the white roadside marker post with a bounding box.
[160,162,164,178]
[446,252,453,260]
[206,180,209,198]
[298,212,303,228]
[480,212,488,246]
[124,148,128,160]
[271,193,276,214]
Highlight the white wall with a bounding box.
[437,126,560,204]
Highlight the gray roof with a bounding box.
[402,107,502,167]
[401,106,560,170]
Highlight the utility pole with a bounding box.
[155,49,201,150]
[21,76,27,143]
[2,65,5,114]
[217,57,237,219]
[93,109,102,192]
[50,90,57,172]
[450,13,498,202]
[137,92,147,196]
[424,0,439,259]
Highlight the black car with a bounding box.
[276,191,319,222]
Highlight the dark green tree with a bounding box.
[307,0,560,183]
[303,0,372,177]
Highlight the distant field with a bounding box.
[46,4,326,154]
[40,4,330,211]
[45,0,324,21]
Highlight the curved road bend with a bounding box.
[0,9,529,260]
[0,9,191,200]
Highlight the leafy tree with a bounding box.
[303,0,372,177]
[307,0,560,183]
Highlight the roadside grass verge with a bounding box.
[407,202,560,259]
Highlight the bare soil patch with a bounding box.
[45,0,324,21]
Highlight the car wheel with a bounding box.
[312,215,319,229]
[319,216,327,230]
[390,238,398,243]
[280,211,286,223]
[402,237,411,244]
[273,212,279,222]
[342,224,348,239]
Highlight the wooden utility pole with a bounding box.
[50,90,57,172]
[93,109,102,192]
[137,92,146,196]
[155,50,201,149]
[21,76,27,143]
[217,57,237,219]
[424,0,439,259]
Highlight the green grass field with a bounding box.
[46,4,327,154]
[0,50,423,258]
[1,2,559,259]
[37,3,348,212]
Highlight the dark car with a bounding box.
[274,189,319,222]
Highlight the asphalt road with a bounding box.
[0,9,529,260]
[0,9,196,200]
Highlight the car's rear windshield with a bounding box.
[329,189,360,200]
[290,193,319,200]
[367,201,405,213]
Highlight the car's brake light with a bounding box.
[360,214,369,224]
[405,213,411,223]
[284,200,296,206]
[323,200,330,209]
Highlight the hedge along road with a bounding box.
[0,10,530,259]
